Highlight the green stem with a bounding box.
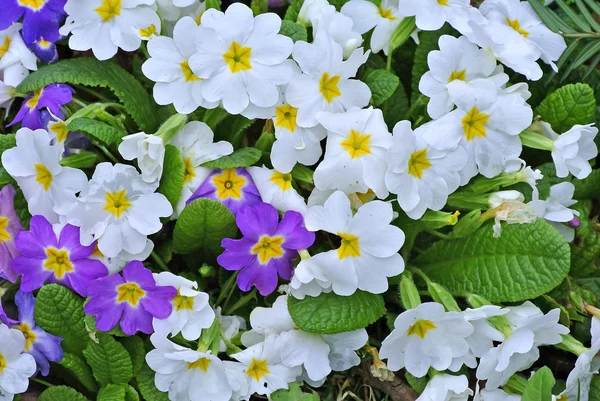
[220,327,242,354]
[562,32,600,39]
[31,377,55,388]
[386,51,393,72]
[409,266,431,284]
[75,85,111,102]
[503,374,527,395]
[97,144,119,164]
[151,251,169,272]
[424,228,453,240]
[71,98,88,108]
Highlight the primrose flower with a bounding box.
[247,166,307,214]
[0,0,66,43]
[311,5,363,59]
[474,385,520,401]
[341,0,401,55]
[26,36,59,64]
[297,0,329,26]
[0,23,38,74]
[0,185,23,283]
[417,374,472,401]
[0,324,36,401]
[8,84,73,130]
[0,69,24,112]
[118,132,165,183]
[187,168,261,217]
[11,215,108,296]
[90,238,154,275]
[399,0,483,33]
[529,182,579,242]
[503,157,543,200]
[218,202,315,296]
[84,261,177,335]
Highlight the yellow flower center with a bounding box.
[462,107,490,141]
[173,290,194,311]
[139,24,157,39]
[275,104,298,132]
[407,319,437,339]
[437,0,448,5]
[224,42,252,73]
[95,0,121,22]
[17,0,48,10]
[377,6,397,20]
[245,358,270,381]
[14,323,37,351]
[193,11,204,25]
[92,242,104,258]
[26,89,43,110]
[0,354,5,374]
[212,169,246,200]
[0,217,11,243]
[38,38,52,49]
[407,149,432,179]
[337,233,360,259]
[319,72,341,104]
[448,69,466,83]
[44,247,74,279]
[188,357,212,371]
[251,235,285,264]
[555,395,568,401]
[49,120,69,143]
[180,61,201,82]
[506,18,529,37]
[104,189,132,218]
[269,171,293,191]
[183,157,196,184]
[116,282,146,306]
[356,189,375,204]
[35,164,53,191]
[340,129,372,159]
[0,36,12,58]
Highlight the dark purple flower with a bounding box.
[84,261,177,336]
[26,36,59,64]
[10,291,63,376]
[187,168,261,216]
[0,185,24,283]
[8,83,73,129]
[0,0,66,43]
[11,215,108,296]
[217,202,315,296]
[569,217,581,228]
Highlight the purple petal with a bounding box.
[0,1,24,31]
[0,242,20,283]
[86,274,123,298]
[217,238,255,270]
[271,254,294,280]
[122,261,156,290]
[38,84,73,113]
[29,348,51,376]
[32,329,63,363]
[22,9,64,43]
[58,224,94,260]
[142,286,176,319]
[15,215,57,258]
[120,306,153,335]
[12,256,50,292]
[95,305,124,333]
[65,259,108,297]
[236,259,278,296]
[236,203,279,239]
[276,211,315,250]
[15,290,35,324]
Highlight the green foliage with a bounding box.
[39,386,90,401]
[285,0,304,21]
[126,386,140,401]
[399,273,421,310]
[404,372,427,394]
[137,363,170,401]
[205,0,220,9]
[213,114,254,148]
[0,134,16,155]
[201,147,262,169]
[60,353,99,392]
[590,375,600,401]
[279,20,308,42]
[288,291,386,334]
[271,383,320,401]
[83,333,134,386]
[569,201,600,277]
[85,314,127,338]
[535,83,596,132]
[292,164,314,184]
[363,69,400,106]
[416,220,571,302]
[60,151,98,169]
[574,169,600,199]
[17,58,159,131]
[251,0,268,14]
[383,82,410,129]
[158,145,185,209]
[521,366,555,401]
[119,336,146,377]
[67,118,126,146]
[97,384,127,401]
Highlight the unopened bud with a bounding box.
[569,217,581,228]
[422,210,460,229]
[452,209,484,239]
[584,304,600,318]
[199,264,215,277]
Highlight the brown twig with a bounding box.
[358,363,418,401]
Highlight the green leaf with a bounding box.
[521,366,555,401]
[213,115,254,149]
[404,372,427,394]
[0,134,16,155]
[60,151,98,168]
[535,83,596,133]
[201,147,262,169]
[67,118,126,146]
[17,58,159,131]
[97,384,126,401]
[288,291,386,334]
[291,164,314,184]
[157,145,185,210]
[590,374,600,401]
[271,383,320,401]
[205,0,220,10]
[203,108,229,131]
[173,198,238,255]
[137,363,170,401]
[83,333,134,386]
[399,273,421,310]
[363,69,400,106]
[60,353,99,392]
[126,386,140,401]
[284,0,304,21]
[279,20,308,43]
[119,336,146,377]
[35,284,89,357]
[570,201,600,277]
[251,0,268,14]
[574,169,600,199]
[383,82,409,129]
[415,219,571,302]
[39,386,90,401]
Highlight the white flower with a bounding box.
[0,324,36,400]
[417,374,472,401]
[0,23,37,73]
[156,0,202,22]
[529,182,579,242]
[297,0,329,26]
[247,167,307,214]
[307,187,375,210]
[232,335,301,397]
[295,191,405,296]
[152,272,216,341]
[341,0,401,55]
[169,121,232,217]
[315,107,392,198]
[286,33,371,128]
[312,6,363,59]
[60,0,161,61]
[142,17,217,114]
[118,132,165,183]
[399,0,483,34]
[473,384,520,401]
[385,120,467,219]
[188,3,294,115]
[556,340,600,401]
[67,162,173,258]
[91,239,154,274]
[379,302,473,378]
[216,307,246,353]
[503,157,543,200]
[1,128,87,224]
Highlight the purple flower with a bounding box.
[0,0,66,43]
[187,168,261,216]
[26,37,59,64]
[10,291,63,376]
[0,298,18,326]
[84,261,177,336]
[11,215,108,296]
[8,84,73,130]
[217,202,315,296]
[0,185,23,283]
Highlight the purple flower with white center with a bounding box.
[0,185,23,283]
[84,261,177,336]
[187,168,261,216]
[26,37,59,64]
[217,202,315,296]
[8,83,73,129]
[11,215,108,296]
[10,291,63,376]
[0,0,66,43]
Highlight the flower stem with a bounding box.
[151,251,170,272]
[424,228,453,240]
[97,144,119,164]
[30,377,55,388]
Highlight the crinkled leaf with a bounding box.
[158,145,185,210]
[213,115,254,149]
[67,118,126,146]
[83,333,133,386]
[251,0,268,15]
[0,134,16,155]
[60,151,98,168]
[279,20,308,43]
[126,386,140,401]
[271,383,320,401]
[201,147,261,169]
[284,0,304,21]
[119,336,146,377]
[97,384,126,401]
[570,201,600,277]
[291,164,314,184]
[39,386,90,401]
[363,68,399,106]
[415,219,571,302]
[288,291,386,334]
[137,363,170,401]
[60,353,98,393]
[535,83,596,133]
[574,169,600,199]
[521,366,555,401]
[384,82,409,129]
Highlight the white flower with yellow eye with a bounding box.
[247,166,307,214]
[398,0,483,33]
[385,120,467,220]
[152,272,216,341]
[286,33,371,128]
[315,107,392,199]
[0,324,37,401]
[60,0,161,61]
[67,162,172,258]
[168,121,233,217]
[188,3,293,115]
[142,17,217,114]
[297,0,329,26]
[1,128,87,224]
[379,302,473,378]
[90,238,154,275]
[311,5,363,59]
[417,374,472,401]
[0,23,37,73]
[341,0,401,55]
